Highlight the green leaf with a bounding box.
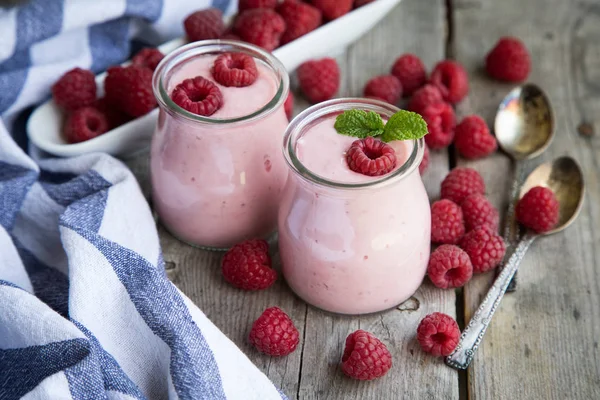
[334,110,385,138]
[380,110,429,142]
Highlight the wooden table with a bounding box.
[127,0,600,398]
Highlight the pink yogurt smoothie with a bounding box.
[151,54,289,249]
[278,115,431,314]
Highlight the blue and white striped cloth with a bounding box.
[0,1,286,399]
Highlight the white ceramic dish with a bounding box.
[27,0,401,158]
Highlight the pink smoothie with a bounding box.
[151,54,289,249]
[278,116,431,314]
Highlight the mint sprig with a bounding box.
[334,109,428,142]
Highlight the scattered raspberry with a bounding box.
[417,312,460,357]
[516,186,559,233]
[429,60,469,104]
[459,226,506,273]
[391,54,427,96]
[171,76,223,117]
[52,68,97,112]
[277,0,322,45]
[104,66,156,118]
[485,37,531,82]
[249,307,299,356]
[341,330,392,380]
[284,92,294,120]
[427,244,473,289]
[234,9,286,51]
[93,98,130,129]
[407,84,444,115]
[363,75,402,105]
[184,8,225,42]
[354,0,376,7]
[64,106,109,144]
[461,194,499,232]
[297,58,340,103]
[131,48,164,72]
[221,239,276,290]
[238,0,277,11]
[419,142,430,175]
[441,167,486,205]
[454,115,498,159]
[431,199,465,244]
[346,137,397,177]
[421,102,455,149]
[212,53,258,87]
[311,0,353,20]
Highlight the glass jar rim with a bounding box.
[152,40,289,126]
[283,98,425,190]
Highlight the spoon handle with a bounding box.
[501,161,524,292]
[445,232,537,370]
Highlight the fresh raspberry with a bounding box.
[131,48,164,72]
[52,68,96,112]
[485,37,531,82]
[429,60,469,104]
[391,54,427,96]
[104,66,156,117]
[212,53,258,87]
[427,244,473,289]
[64,106,109,144]
[93,98,130,129]
[171,76,223,117]
[297,58,340,103]
[454,115,498,159]
[311,0,353,20]
[277,0,322,45]
[461,194,499,232]
[417,312,460,357]
[221,239,276,290]
[363,75,402,105]
[431,199,465,244]
[441,167,486,205]
[407,84,443,115]
[516,186,559,233]
[459,226,506,273]
[421,102,455,149]
[234,9,286,51]
[184,8,225,41]
[341,330,392,380]
[354,0,376,7]
[249,307,299,356]
[346,137,397,177]
[238,0,277,11]
[419,142,430,175]
[284,92,294,120]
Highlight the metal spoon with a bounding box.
[495,84,555,291]
[445,156,584,370]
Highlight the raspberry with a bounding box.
[429,60,469,104]
[238,0,277,11]
[407,84,443,115]
[341,330,392,380]
[104,66,156,117]
[363,75,402,105]
[131,48,164,72]
[391,54,427,96]
[249,307,299,356]
[277,0,322,45]
[184,8,225,41]
[221,239,276,290]
[516,186,559,233]
[460,226,506,273]
[234,9,286,51]
[284,92,294,120]
[419,142,430,175]
[485,37,531,82]
[417,312,460,357]
[461,194,499,232]
[171,76,223,117]
[346,137,397,177]
[64,106,109,144]
[441,167,486,205]
[354,0,376,7]
[52,68,96,112]
[454,115,498,159]
[212,53,258,87]
[311,0,353,20]
[297,58,340,103]
[427,244,473,289]
[431,199,465,244]
[93,98,130,129]
[421,102,455,150]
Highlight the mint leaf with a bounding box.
[380,110,428,142]
[334,110,385,138]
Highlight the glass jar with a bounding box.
[151,41,289,250]
[279,98,431,315]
